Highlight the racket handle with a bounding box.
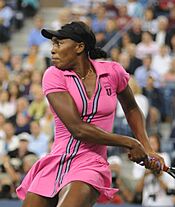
[139,156,170,172]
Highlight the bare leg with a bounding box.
[22,192,58,207]
[57,181,99,207]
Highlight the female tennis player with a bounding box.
[16,21,165,207]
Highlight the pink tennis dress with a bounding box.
[16,59,129,202]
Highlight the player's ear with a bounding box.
[76,42,85,54]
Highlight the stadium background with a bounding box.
[0,0,175,206]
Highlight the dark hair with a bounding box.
[72,21,107,59]
[89,47,107,59]
[41,21,107,60]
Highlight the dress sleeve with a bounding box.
[110,62,130,94]
[42,66,67,96]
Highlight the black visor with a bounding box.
[41,21,96,51]
[41,28,83,42]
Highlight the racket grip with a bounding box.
[140,156,169,172]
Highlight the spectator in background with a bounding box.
[7,81,21,102]
[128,76,149,118]
[127,0,143,18]
[118,52,130,73]
[67,0,92,10]
[107,155,123,204]
[19,71,31,97]
[108,155,137,204]
[28,15,48,48]
[0,0,13,29]
[0,153,39,198]
[51,8,72,30]
[14,112,31,135]
[22,45,46,72]
[28,84,47,120]
[116,4,131,30]
[125,43,142,75]
[0,175,13,199]
[151,44,171,79]
[0,90,16,119]
[1,45,12,70]
[161,57,175,122]
[114,76,149,137]
[154,0,175,17]
[143,76,163,118]
[9,97,29,126]
[155,16,169,47]
[28,121,49,157]
[142,7,158,35]
[134,55,160,88]
[0,59,9,90]
[40,138,54,158]
[104,0,118,18]
[8,133,35,170]
[128,18,143,44]
[95,30,107,48]
[10,54,24,78]
[20,154,38,181]
[118,33,132,53]
[147,106,161,136]
[30,70,42,85]
[39,107,54,139]
[136,31,159,60]
[0,19,10,43]
[91,4,107,33]
[105,18,118,42]
[109,47,120,62]
[0,133,36,188]
[21,0,39,18]
[0,122,19,155]
[135,134,175,206]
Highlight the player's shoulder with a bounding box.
[42,66,65,83]
[44,65,60,72]
[96,59,122,68]
[43,66,64,76]
[95,59,124,75]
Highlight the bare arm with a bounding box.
[47,91,147,162]
[118,85,165,170]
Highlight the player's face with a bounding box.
[51,37,79,70]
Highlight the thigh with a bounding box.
[57,181,99,207]
[22,192,58,207]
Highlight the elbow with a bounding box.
[70,123,87,140]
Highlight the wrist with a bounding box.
[129,139,141,149]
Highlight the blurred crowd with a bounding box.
[0,0,40,43]
[0,0,175,206]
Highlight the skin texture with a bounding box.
[22,36,165,207]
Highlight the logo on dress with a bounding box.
[106,88,112,96]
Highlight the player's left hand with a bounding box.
[144,152,165,174]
